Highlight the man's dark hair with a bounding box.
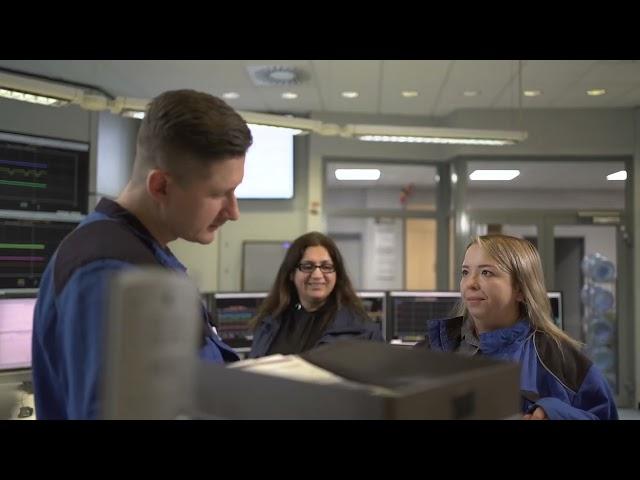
[134,89,252,181]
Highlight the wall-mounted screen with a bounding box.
[0,132,89,214]
[236,124,296,199]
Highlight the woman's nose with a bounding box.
[310,267,324,278]
[464,272,480,288]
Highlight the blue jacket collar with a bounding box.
[428,316,532,354]
[95,197,153,239]
[478,318,532,354]
[94,198,185,272]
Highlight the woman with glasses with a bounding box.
[249,231,382,358]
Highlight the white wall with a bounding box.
[466,189,625,210]
[168,239,220,293]
[326,189,367,210]
[445,108,635,157]
[326,187,436,211]
[327,216,366,235]
[0,98,92,142]
[95,112,138,200]
[365,188,435,210]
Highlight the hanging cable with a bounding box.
[518,60,523,129]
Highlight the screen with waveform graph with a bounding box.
[0,132,89,214]
[389,291,461,343]
[388,290,565,343]
[213,292,268,349]
[0,218,77,289]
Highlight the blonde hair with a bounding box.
[457,234,581,350]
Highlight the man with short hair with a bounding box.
[32,90,253,419]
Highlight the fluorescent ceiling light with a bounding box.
[247,123,302,136]
[469,169,520,181]
[523,90,542,97]
[463,90,480,97]
[401,90,419,98]
[281,92,298,99]
[353,124,527,146]
[341,91,359,98]
[0,87,69,106]
[587,89,607,96]
[237,114,527,145]
[606,170,626,181]
[222,92,240,99]
[335,168,381,181]
[238,111,325,135]
[122,109,145,119]
[358,135,513,145]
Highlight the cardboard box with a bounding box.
[194,340,521,419]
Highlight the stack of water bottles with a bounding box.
[580,253,616,390]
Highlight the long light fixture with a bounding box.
[0,70,528,146]
[606,170,627,181]
[350,124,527,146]
[469,169,520,181]
[0,87,69,106]
[335,168,381,181]
[122,109,145,119]
[238,111,324,133]
[247,123,302,136]
[0,72,84,107]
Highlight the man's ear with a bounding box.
[147,169,170,202]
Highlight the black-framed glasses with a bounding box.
[296,262,336,274]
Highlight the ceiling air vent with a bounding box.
[246,65,307,86]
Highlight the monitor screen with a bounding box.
[0,295,36,371]
[389,291,460,342]
[213,292,268,349]
[389,290,565,342]
[0,132,89,214]
[0,218,78,289]
[235,124,295,199]
[356,291,387,341]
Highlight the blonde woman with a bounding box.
[419,234,617,420]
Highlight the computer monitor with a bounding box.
[356,291,387,341]
[547,291,563,330]
[213,292,268,351]
[0,218,78,289]
[388,291,461,343]
[0,292,37,374]
[0,132,89,214]
[388,290,565,343]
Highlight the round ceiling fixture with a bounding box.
[247,65,306,86]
